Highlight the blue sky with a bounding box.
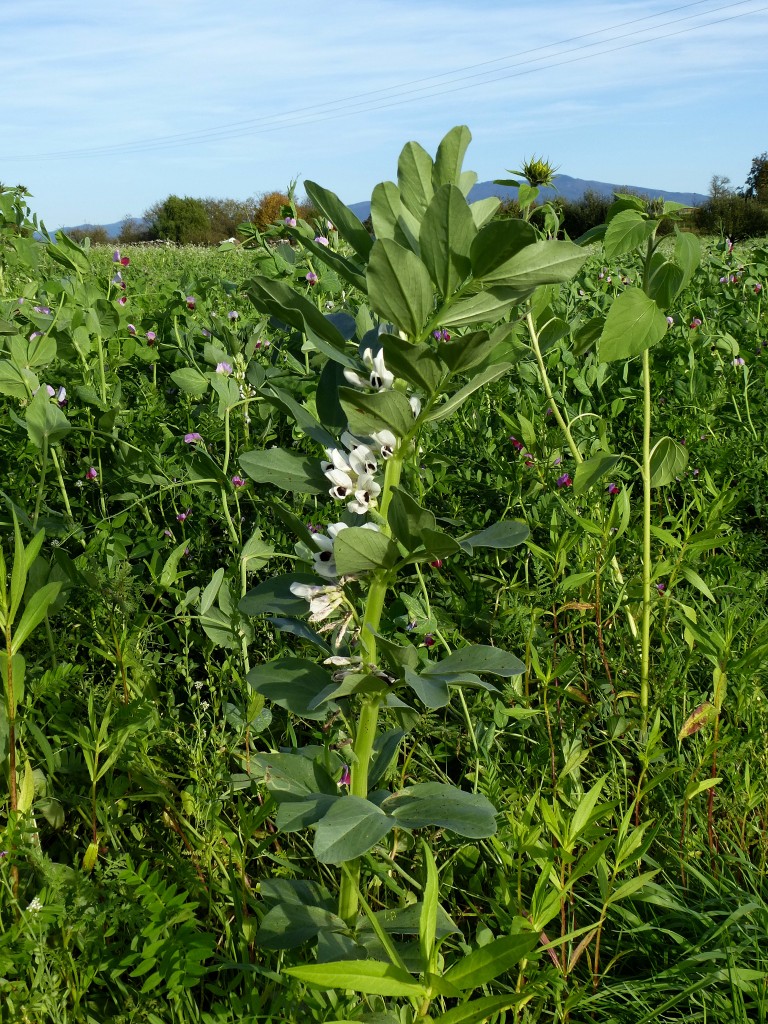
[3,0,767,229]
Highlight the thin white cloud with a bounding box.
[3,0,766,224]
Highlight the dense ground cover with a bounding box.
[1,129,768,1024]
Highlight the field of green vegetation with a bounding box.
[1,127,768,1024]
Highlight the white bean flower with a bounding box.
[347,473,382,516]
[289,582,346,622]
[325,466,356,503]
[343,347,394,392]
[371,429,397,459]
[348,444,378,477]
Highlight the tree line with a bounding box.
[63,152,768,246]
[65,190,316,246]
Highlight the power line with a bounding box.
[6,0,725,160]
[6,0,765,162]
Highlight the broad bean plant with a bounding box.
[233,126,590,1017]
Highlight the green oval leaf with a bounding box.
[419,184,475,299]
[649,436,688,487]
[382,782,497,838]
[333,527,400,576]
[573,454,621,495]
[598,288,669,362]
[314,797,396,864]
[366,238,434,337]
[239,448,328,494]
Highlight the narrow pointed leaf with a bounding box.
[11,583,61,655]
[433,995,532,1024]
[443,934,539,991]
[285,959,426,997]
[427,363,512,423]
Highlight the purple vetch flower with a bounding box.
[732,356,745,367]
[423,634,435,648]
[666,316,674,325]
[85,467,98,481]
[216,361,233,375]
[509,436,524,451]
[146,330,156,344]
[553,456,562,466]
[284,216,297,227]
[163,529,173,539]
[112,250,121,262]
[656,582,666,593]
[231,475,246,488]
[33,305,52,315]
[127,323,136,335]
[305,271,318,285]
[111,272,123,286]
[56,386,67,406]
[314,235,329,246]
[719,276,727,283]
[607,482,620,495]
[755,283,763,294]
[339,765,351,787]
[689,318,702,329]
[202,328,212,338]
[118,295,127,306]
[183,432,202,444]
[432,328,451,341]
[186,296,196,310]
[29,331,43,341]
[556,473,572,488]
[227,310,239,321]
[176,509,190,522]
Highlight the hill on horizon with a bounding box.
[59,173,706,239]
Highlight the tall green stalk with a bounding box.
[526,309,638,641]
[640,348,652,730]
[338,451,403,926]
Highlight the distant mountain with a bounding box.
[347,174,706,222]
[58,175,705,238]
[55,218,144,240]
